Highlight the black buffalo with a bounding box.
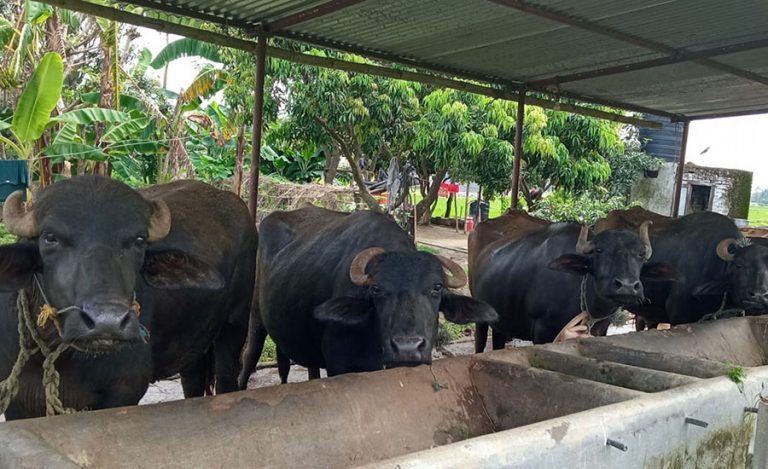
[0,176,256,419]
[238,205,496,386]
[597,206,768,325]
[469,210,677,349]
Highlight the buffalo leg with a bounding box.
[276,347,291,384]
[180,351,211,397]
[474,322,489,353]
[213,321,247,394]
[491,327,507,350]
[308,367,321,380]
[237,322,268,390]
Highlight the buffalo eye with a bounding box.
[43,233,58,246]
[734,263,744,269]
[369,285,382,296]
[430,283,443,297]
[135,236,147,247]
[594,248,603,254]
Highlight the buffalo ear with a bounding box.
[548,254,592,275]
[142,249,224,290]
[641,262,683,283]
[692,280,729,298]
[313,297,372,326]
[441,293,498,324]
[0,242,39,292]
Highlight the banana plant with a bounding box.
[0,52,148,182]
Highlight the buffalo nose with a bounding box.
[613,278,642,294]
[60,303,141,345]
[391,336,427,362]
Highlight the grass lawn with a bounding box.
[411,193,507,220]
[749,204,768,226]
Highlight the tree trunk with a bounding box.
[416,169,448,225]
[94,22,116,176]
[232,125,246,196]
[444,193,454,218]
[323,145,341,184]
[344,152,381,212]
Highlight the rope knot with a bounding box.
[37,303,59,329]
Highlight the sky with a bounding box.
[134,28,768,189]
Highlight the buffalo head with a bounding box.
[695,237,768,313]
[549,221,679,306]
[313,248,497,368]
[0,176,223,352]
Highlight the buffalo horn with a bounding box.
[436,255,468,289]
[147,199,172,242]
[2,190,38,237]
[349,247,386,285]
[575,224,592,254]
[639,220,653,260]
[716,238,737,262]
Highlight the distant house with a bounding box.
[630,116,752,224]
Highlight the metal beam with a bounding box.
[39,0,661,128]
[248,35,268,219]
[511,92,525,209]
[686,107,768,121]
[490,0,768,88]
[671,120,690,218]
[530,38,768,87]
[117,0,244,28]
[265,0,367,31]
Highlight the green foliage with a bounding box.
[260,336,277,363]
[0,224,18,245]
[437,320,471,346]
[533,189,629,224]
[727,363,746,392]
[260,145,325,183]
[11,52,63,143]
[149,38,222,69]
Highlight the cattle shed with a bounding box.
[38,0,768,219]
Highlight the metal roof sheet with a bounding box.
[116,0,768,119]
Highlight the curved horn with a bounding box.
[716,238,737,262]
[575,225,592,254]
[349,247,386,286]
[147,199,172,242]
[2,190,38,237]
[436,255,468,289]
[639,220,653,260]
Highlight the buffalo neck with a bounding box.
[583,275,620,320]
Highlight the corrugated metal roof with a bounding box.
[119,0,768,120]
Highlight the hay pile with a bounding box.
[241,175,359,221]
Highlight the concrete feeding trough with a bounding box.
[1,316,767,468]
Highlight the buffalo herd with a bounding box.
[0,176,765,420]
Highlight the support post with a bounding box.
[671,120,690,217]
[511,92,525,209]
[248,35,268,220]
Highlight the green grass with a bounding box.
[412,193,506,220]
[749,204,768,226]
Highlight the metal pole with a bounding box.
[671,120,690,217]
[511,92,525,209]
[248,35,268,220]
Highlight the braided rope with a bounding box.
[0,292,40,414]
[0,290,75,416]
